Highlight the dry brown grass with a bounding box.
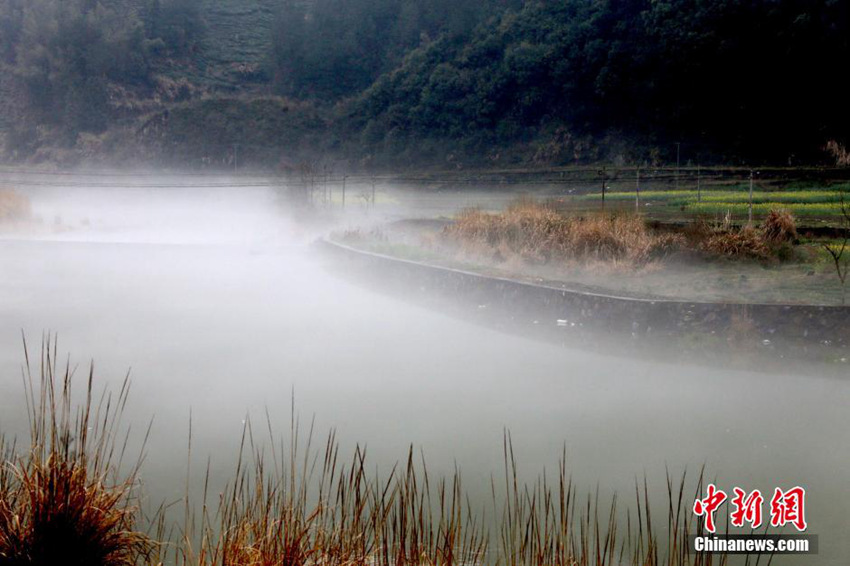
[700,208,798,261]
[443,200,801,267]
[170,424,726,566]
[443,200,683,268]
[761,209,797,244]
[825,140,850,167]
[170,419,487,566]
[701,226,773,260]
[0,188,31,223]
[0,337,152,566]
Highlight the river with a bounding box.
[0,179,847,564]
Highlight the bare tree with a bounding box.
[821,193,850,305]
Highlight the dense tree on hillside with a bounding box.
[352,0,850,163]
[269,0,522,99]
[11,1,149,136]
[2,0,849,165]
[0,0,203,144]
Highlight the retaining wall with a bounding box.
[318,239,850,360]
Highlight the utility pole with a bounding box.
[598,167,607,210]
[371,176,376,207]
[748,169,754,226]
[635,167,640,212]
[342,175,347,210]
[233,143,239,173]
[675,142,681,191]
[697,164,701,203]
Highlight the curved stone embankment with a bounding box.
[318,239,850,362]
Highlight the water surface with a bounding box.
[0,179,846,564]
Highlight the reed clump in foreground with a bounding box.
[166,420,726,566]
[0,339,152,566]
[442,200,684,268]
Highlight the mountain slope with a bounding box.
[195,0,278,88]
[349,0,850,165]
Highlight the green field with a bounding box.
[687,201,840,216]
[577,188,850,220]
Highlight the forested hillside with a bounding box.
[350,0,850,165]
[0,0,848,169]
[0,0,204,161]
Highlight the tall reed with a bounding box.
[0,336,152,566]
[170,413,487,566]
[170,420,730,566]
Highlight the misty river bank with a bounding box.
[320,238,850,376]
[0,179,848,563]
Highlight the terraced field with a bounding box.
[192,0,280,89]
[575,184,850,225]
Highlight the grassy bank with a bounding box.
[335,201,849,305]
[0,342,734,566]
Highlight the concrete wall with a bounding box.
[319,240,850,366]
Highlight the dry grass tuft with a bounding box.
[443,200,683,268]
[825,140,850,167]
[0,337,152,566]
[761,208,797,243]
[700,208,798,260]
[0,188,31,223]
[701,226,773,260]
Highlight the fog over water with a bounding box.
[0,178,847,564]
